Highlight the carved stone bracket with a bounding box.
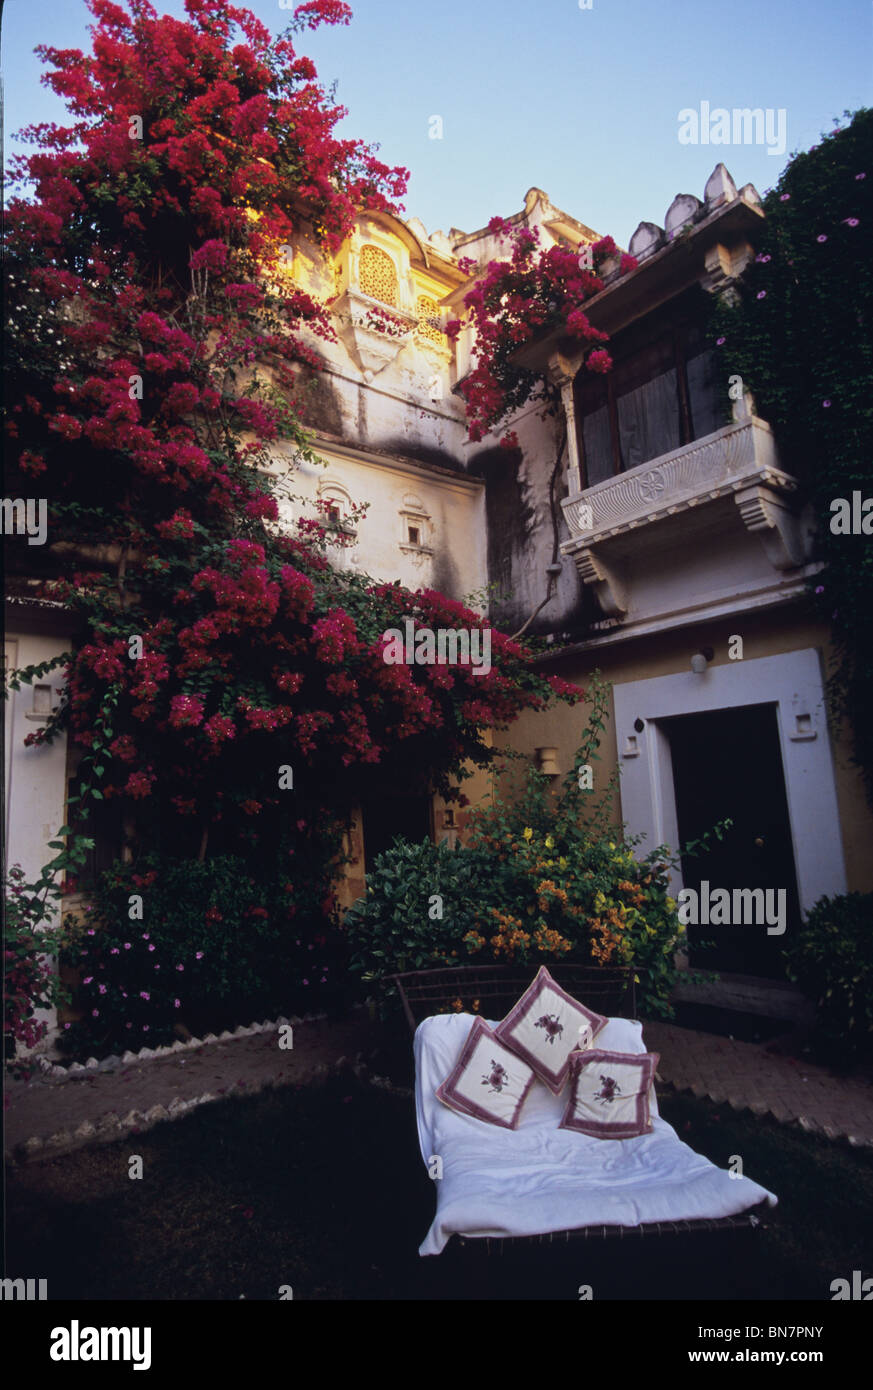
[572,547,627,618]
[734,484,809,571]
[333,288,416,378]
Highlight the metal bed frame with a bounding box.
[387,961,635,1035]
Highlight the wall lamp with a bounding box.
[690,646,715,675]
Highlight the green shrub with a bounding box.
[59,853,344,1058]
[346,686,696,1019]
[344,839,497,1011]
[4,863,69,1072]
[784,893,873,1057]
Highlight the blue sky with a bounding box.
[2,0,870,247]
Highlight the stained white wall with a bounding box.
[4,623,70,886]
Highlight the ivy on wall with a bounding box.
[710,108,873,802]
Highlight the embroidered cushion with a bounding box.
[493,965,609,1094]
[558,1048,660,1139]
[435,1016,537,1130]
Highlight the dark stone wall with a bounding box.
[472,443,587,639]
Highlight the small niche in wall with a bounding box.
[399,493,432,559]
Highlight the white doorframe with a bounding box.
[613,648,847,916]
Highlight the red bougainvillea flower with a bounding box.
[449,222,633,442]
[3,0,584,982]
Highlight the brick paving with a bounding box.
[5,1012,873,1164]
[642,1021,873,1146]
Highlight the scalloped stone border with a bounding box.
[24,1011,331,1082]
[657,1078,873,1150]
[7,1007,421,1167]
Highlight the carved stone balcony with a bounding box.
[560,415,815,621]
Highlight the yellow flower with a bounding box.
[544,835,554,849]
[666,896,676,911]
[523,827,533,841]
[558,857,567,869]
[608,842,616,850]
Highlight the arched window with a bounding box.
[358,245,398,306]
[416,295,443,344]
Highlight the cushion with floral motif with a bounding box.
[558,1048,659,1139]
[493,965,609,1094]
[435,1017,537,1130]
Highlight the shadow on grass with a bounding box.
[6,1075,872,1300]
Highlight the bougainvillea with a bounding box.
[445,217,637,443]
[3,0,583,1048]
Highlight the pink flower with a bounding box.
[716,336,726,346]
[843,218,859,228]
[169,693,206,729]
[148,944,155,952]
[99,984,107,994]
[143,933,150,940]
[92,1009,99,1017]
[822,399,831,408]
[757,290,767,299]
[176,964,184,972]
[779,193,790,201]
[174,999,181,1008]
[124,942,131,949]
[195,951,204,960]
[856,172,866,180]
[110,948,119,955]
[140,991,150,1000]
[816,234,828,243]
[83,976,93,984]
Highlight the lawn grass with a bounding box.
[6,1074,872,1300]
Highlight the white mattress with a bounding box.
[415,1013,778,1256]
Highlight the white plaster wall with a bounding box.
[4,626,70,886]
[266,444,487,604]
[4,621,71,1054]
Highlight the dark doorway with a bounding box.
[360,794,433,870]
[664,704,800,978]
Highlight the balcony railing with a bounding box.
[561,415,793,540]
[560,415,812,619]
